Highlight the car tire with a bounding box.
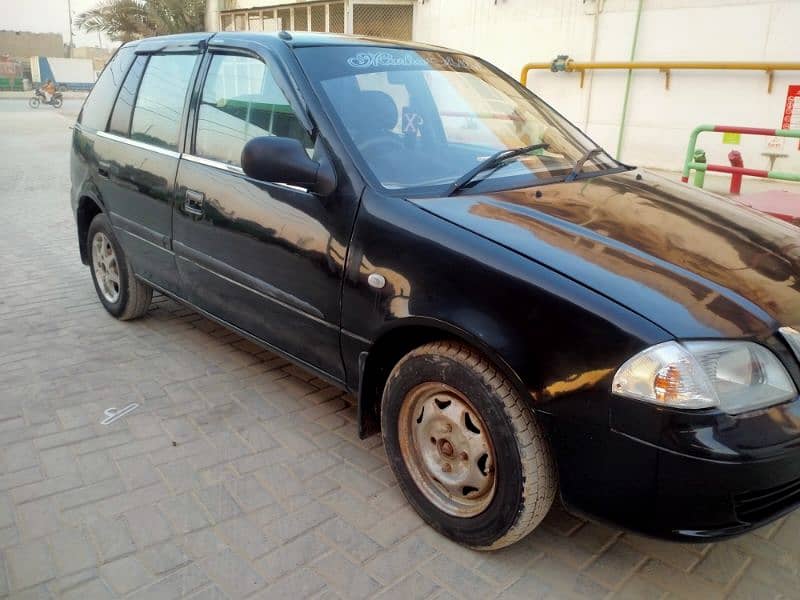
[87,213,152,320]
[381,340,556,549]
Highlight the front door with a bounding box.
[173,50,356,382]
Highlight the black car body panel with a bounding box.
[71,31,800,542]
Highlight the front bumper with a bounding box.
[543,394,800,541]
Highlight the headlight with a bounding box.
[780,327,800,361]
[612,341,796,413]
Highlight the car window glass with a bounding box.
[130,53,198,151]
[194,54,312,166]
[108,55,147,137]
[79,46,135,130]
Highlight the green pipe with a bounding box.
[682,124,714,181]
[615,0,644,160]
[767,171,800,182]
[693,149,707,188]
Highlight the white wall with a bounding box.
[413,0,800,174]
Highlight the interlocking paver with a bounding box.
[89,516,137,562]
[200,547,267,598]
[0,101,798,599]
[50,527,98,575]
[100,554,155,594]
[6,538,56,590]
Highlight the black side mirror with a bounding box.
[241,136,336,196]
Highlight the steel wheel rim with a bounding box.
[398,382,497,517]
[91,231,121,303]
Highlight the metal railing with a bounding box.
[681,125,800,192]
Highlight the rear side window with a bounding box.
[108,55,147,137]
[79,46,135,131]
[130,53,198,151]
[194,54,312,166]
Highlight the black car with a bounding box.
[71,31,800,549]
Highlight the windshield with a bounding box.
[296,46,621,195]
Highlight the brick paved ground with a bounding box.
[1,100,799,599]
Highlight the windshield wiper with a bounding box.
[445,143,549,197]
[564,147,605,182]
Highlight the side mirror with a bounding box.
[241,136,336,196]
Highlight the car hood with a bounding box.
[411,170,800,338]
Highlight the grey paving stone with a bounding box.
[123,504,174,549]
[0,494,15,529]
[45,567,99,597]
[317,517,382,563]
[17,497,62,539]
[55,478,126,510]
[13,473,84,504]
[116,454,162,490]
[259,568,327,599]
[256,530,328,582]
[178,528,230,561]
[60,578,115,600]
[77,451,119,485]
[375,573,439,599]
[88,517,137,562]
[365,536,438,585]
[50,527,98,575]
[100,555,155,594]
[3,440,39,472]
[313,552,381,600]
[194,483,242,523]
[140,542,191,576]
[0,466,42,492]
[39,447,80,478]
[213,516,271,560]
[201,548,267,598]
[158,459,204,493]
[223,474,275,512]
[6,538,57,590]
[158,493,213,534]
[270,499,334,544]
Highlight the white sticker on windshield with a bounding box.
[347,52,428,68]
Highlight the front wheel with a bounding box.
[51,97,63,109]
[87,213,152,320]
[381,341,556,549]
[28,97,40,109]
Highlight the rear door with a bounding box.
[172,46,357,382]
[95,44,202,292]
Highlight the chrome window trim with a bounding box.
[181,154,309,193]
[96,130,181,159]
[779,327,800,363]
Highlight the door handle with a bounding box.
[184,189,204,217]
[97,161,110,179]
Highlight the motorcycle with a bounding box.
[29,88,63,109]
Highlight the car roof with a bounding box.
[124,31,455,54]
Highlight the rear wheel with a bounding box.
[87,213,152,320]
[28,97,39,109]
[381,340,556,549]
[51,97,63,109]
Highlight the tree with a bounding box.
[75,0,206,43]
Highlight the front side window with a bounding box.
[297,47,621,194]
[194,54,312,166]
[130,53,198,150]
